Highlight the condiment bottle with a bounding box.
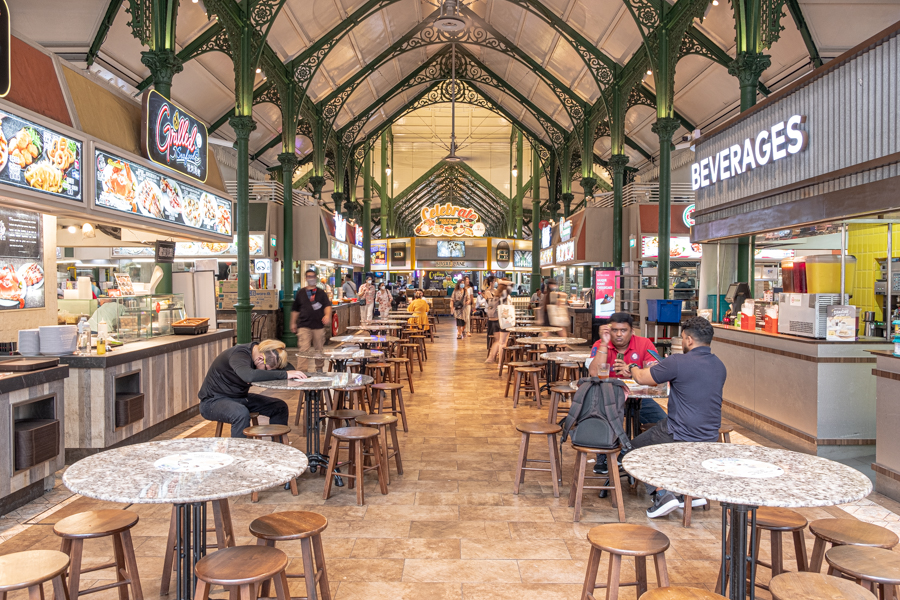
[96,333,107,355]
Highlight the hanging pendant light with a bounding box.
[444,43,463,163]
[435,0,466,33]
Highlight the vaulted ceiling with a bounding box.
[11,0,898,209]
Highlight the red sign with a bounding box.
[594,269,618,318]
[538,220,549,231]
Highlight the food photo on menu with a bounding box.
[0,111,82,199]
[95,150,232,235]
[0,208,45,310]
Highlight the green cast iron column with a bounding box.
[363,151,372,274]
[309,118,326,200]
[279,152,298,346]
[531,147,541,292]
[609,154,629,268]
[580,110,597,202]
[560,143,573,219]
[389,132,394,236]
[516,129,524,239]
[653,118,680,300]
[380,131,389,238]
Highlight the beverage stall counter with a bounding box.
[0,364,69,514]
[710,324,890,459]
[57,330,233,462]
[867,350,900,502]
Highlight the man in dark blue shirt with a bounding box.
[623,317,727,518]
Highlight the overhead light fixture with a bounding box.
[712,0,719,5]
[511,168,518,178]
[646,69,653,75]
[67,225,78,234]
[385,164,392,176]
[434,0,466,33]
[82,223,96,239]
[256,68,261,74]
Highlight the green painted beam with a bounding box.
[785,0,824,69]
[87,0,124,66]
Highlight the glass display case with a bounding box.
[109,294,185,343]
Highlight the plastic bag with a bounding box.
[498,304,516,330]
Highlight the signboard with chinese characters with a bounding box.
[154,240,175,263]
[540,248,554,266]
[0,108,83,201]
[0,207,44,310]
[142,90,208,182]
[513,250,532,268]
[414,202,485,237]
[95,149,232,236]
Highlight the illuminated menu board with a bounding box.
[0,207,44,310]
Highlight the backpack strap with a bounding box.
[600,381,633,452]
[559,378,591,442]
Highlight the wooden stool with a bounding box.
[512,366,543,408]
[718,426,733,443]
[356,413,403,484]
[294,391,329,426]
[809,519,900,572]
[399,343,424,372]
[214,412,259,437]
[249,511,331,600]
[640,587,727,599]
[755,507,809,588]
[514,422,562,497]
[323,427,388,505]
[243,425,299,501]
[581,523,670,599]
[504,361,533,397]
[346,360,362,373]
[332,385,369,412]
[526,348,544,362]
[569,445,625,522]
[384,356,414,393]
[323,409,366,457]
[410,335,428,360]
[0,550,70,600]
[498,345,524,377]
[769,572,876,600]
[160,500,235,596]
[193,545,291,600]
[557,362,580,383]
[549,385,575,423]
[371,382,409,432]
[826,545,900,599]
[365,361,394,384]
[53,510,143,600]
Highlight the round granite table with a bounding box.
[347,324,402,335]
[330,335,399,347]
[64,438,307,600]
[622,443,873,600]
[296,347,383,372]
[255,373,373,475]
[505,326,561,336]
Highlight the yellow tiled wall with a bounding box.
[847,224,900,331]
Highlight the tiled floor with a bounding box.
[2,320,900,599]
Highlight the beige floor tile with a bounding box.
[461,583,584,600]
[461,539,571,560]
[402,559,522,583]
[350,538,460,559]
[334,582,463,599]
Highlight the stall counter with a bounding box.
[330,302,361,339]
[58,330,232,462]
[0,365,69,514]
[710,324,891,459]
[868,350,900,502]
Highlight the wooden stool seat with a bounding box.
[809,518,900,572]
[582,523,671,600]
[769,572,876,600]
[356,413,399,426]
[718,426,733,443]
[370,382,409,431]
[498,345,525,377]
[398,343,424,372]
[739,506,809,592]
[332,385,369,412]
[513,422,562,497]
[588,523,670,556]
[54,509,143,600]
[549,385,576,423]
[323,427,388,505]
[512,366,543,409]
[54,509,138,538]
[356,413,403,484]
[384,356,415,393]
[214,412,259,437]
[243,424,291,439]
[326,409,366,421]
[826,545,900,589]
[516,422,562,435]
[331,426,378,440]
[570,444,625,522]
[639,587,727,599]
[504,361,534,398]
[196,546,287,584]
[250,511,328,540]
[0,550,69,593]
[757,506,808,531]
[371,382,403,391]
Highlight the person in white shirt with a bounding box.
[358,276,376,321]
[341,277,357,299]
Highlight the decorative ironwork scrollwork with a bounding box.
[125,0,153,46]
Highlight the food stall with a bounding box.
[689,23,900,479]
[0,36,236,462]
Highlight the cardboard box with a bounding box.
[216,289,281,311]
[217,280,238,293]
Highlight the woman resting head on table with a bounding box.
[198,339,307,438]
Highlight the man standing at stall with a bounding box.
[291,269,332,372]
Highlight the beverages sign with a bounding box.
[691,115,807,190]
[142,90,208,182]
[414,202,485,237]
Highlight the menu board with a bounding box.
[0,207,43,310]
[0,109,82,201]
[95,149,232,236]
[371,241,387,266]
[594,269,618,318]
[351,246,364,265]
[642,236,702,259]
[331,240,349,262]
[557,240,575,262]
[540,248,554,266]
[176,235,264,256]
[513,250,532,268]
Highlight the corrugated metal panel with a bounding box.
[694,33,900,217]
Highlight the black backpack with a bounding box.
[560,377,632,451]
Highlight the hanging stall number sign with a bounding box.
[142,90,208,183]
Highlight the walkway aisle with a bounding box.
[0,320,899,600]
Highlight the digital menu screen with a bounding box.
[371,241,387,266]
[112,236,264,258]
[0,109,82,201]
[641,236,702,259]
[0,208,44,310]
[331,240,349,262]
[95,149,232,235]
[594,269,618,318]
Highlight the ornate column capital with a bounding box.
[140,49,183,89]
[651,117,681,144]
[331,192,345,202]
[728,52,772,89]
[561,192,575,203]
[277,152,299,170]
[580,177,597,199]
[229,115,257,140]
[608,154,630,175]
[309,176,326,198]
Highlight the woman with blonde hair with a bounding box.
[198,339,306,438]
[407,290,430,329]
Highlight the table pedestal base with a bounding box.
[720,503,759,600]
[173,502,207,600]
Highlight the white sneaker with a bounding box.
[678,496,708,508]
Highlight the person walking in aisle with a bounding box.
[463,276,474,335]
[358,276,376,321]
[290,269,332,371]
[376,282,392,318]
[482,275,497,353]
[199,339,307,438]
[452,280,468,339]
[486,280,513,362]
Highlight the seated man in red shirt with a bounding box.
[584,312,668,473]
